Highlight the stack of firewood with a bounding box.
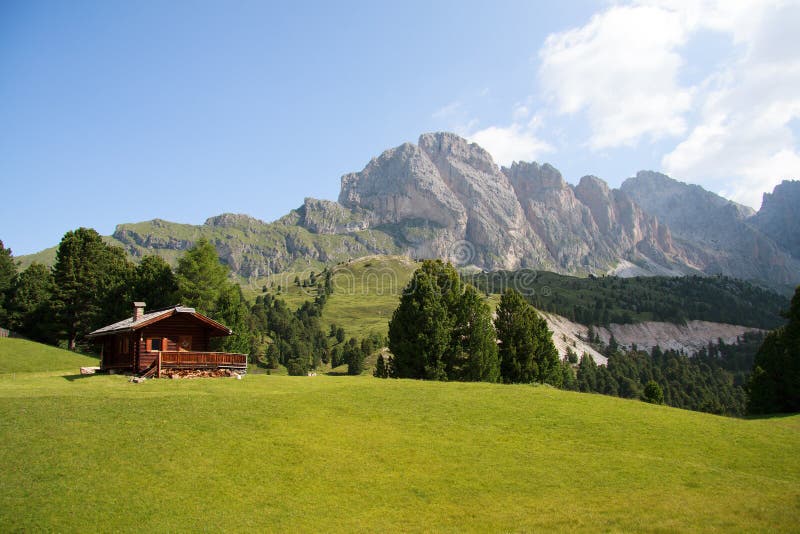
[161,369,241,379]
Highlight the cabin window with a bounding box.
[148,338,162,351]
[119,337,130,355]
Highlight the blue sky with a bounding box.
[2,0,799,255]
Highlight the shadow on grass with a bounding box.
[326,371,349,376]
[742,412,800,421]
[63,373,104,382]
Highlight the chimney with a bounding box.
[133,302,146,322]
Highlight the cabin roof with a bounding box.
[86,305,232,338]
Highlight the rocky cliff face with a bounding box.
[621,172,800,288]
[339,133,685,273]
[22,132,799,290]
[502,162,682,273]
[751,180,800,260]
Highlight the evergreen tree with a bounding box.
[345,337,365,375]
[52,228,131,349]
[451,285,500,382]
[131,255,178,309]
[374,353,388,378]
[211,284,252,354]
[577,353,598,392]
[175,239,228,315]
[388,261,456,380]
[176,240,253,354]
[643,380,664,404]
[0,240,16,326]
[7,263,56,343]
[495,288,558,384]
[388,260,498,382]
[748,285,800,414]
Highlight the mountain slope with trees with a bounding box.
[471,270,789,329]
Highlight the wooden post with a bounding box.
[157,351,162,378]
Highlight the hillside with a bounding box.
[17,133,800,291]
[0,341,798,532]
[0,338,98,374]
[323,255,418,338]
[260,257,780,364]
[471,269,789,329]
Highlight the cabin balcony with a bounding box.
[150,351,247,377]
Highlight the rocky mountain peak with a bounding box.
[626,171,756,219]
[204,213,267,228]
[622,173,800,287]
[576,175,611,197]
[418,131,498,176]
[338,139,466,231]
[51,132,797,290]
[502,161,567,194]
[752,180,800,259]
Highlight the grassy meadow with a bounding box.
[323,256,417,338]
[1,338,799,532]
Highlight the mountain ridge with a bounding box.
[16,132,800,291]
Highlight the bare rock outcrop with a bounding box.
[621,171,800,288]
[337,133,688,273]
[751,180,800,260]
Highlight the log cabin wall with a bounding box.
[135,314,215,372]
[102,333,136,369]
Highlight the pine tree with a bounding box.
[345,337,365,375]
[748,285,800,414]
[52,228,132,349]
[0,240,16,326]
[643,380,665,404]
[388,261,455,380]
[577,353,598,392]
[7,263,56,343]
[495,288,558,384]
[388,259,500,382]
[175,239,253,354]
[175,239,229,315]
[374,354,388,378]
[451,285,500,382]
[131,255,178,309]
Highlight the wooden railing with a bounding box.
[157,351,247,376]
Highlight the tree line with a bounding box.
[0,231,376,376]
[573,336,763,416]
[0,231,250,353]
[3,233,797,413]
[471,270,789,329]
[384,260,567,385]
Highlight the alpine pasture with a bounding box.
[1,338,798,532]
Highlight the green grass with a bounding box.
[1,338,799,532]
[0,338,99,374]
[321,255,418,338]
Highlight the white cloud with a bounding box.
[468,122,553,166]
[431,1,800,207]
[661,1,800,209]
[538,3,693,149]
[538,0,800,208]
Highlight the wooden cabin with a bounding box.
[87,302,247,376]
